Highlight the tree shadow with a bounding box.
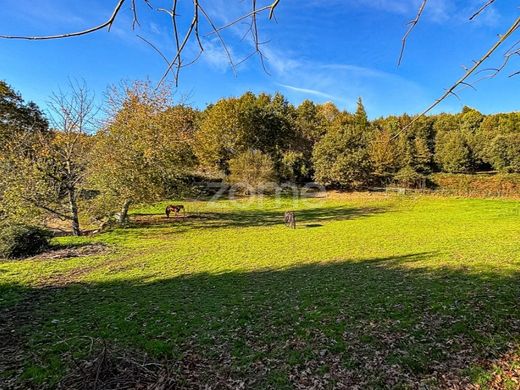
[1,252,519,388]
[130,205,388,231]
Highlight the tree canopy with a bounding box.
[1,79,519,233]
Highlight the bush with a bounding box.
[227,150,276,194]
[394,166,426,189]
[434,131,472,173]
[0,224,52,259]
[431,173,520,197]
[487,134,520,173]
[312,124,372,189]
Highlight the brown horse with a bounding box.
[166,204,185,218]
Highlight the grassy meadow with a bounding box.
[1,193,519,388]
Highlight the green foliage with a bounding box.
[487,134,520,173]
[279,150,310,183]
[460,107,484,133]
[354,97,368,128]
[89,82,196,220]
[413,137,433,174]
[0,82,57,226]
[295,100,326,143]
[369,128,398,181]
[0,223,51,259]
[313,122,372,188]
[0,80,48,151]
[394,166,425,188]
[227,149,275,193]
[195,92,299,178]
[435,131,472,173]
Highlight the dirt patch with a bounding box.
[32,244,110,261]
[131,213,204,226]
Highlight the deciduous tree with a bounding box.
[89,81,196,224]
[0,81,94,236]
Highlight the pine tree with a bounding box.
[354,97,368,129]
[413,137,433,174]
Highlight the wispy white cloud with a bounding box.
[278,83,340,100]
[259,47,430,115]
[200,39,237,73]
[3,0,87,26]
[303,0,501,25]
[349,0,412,14]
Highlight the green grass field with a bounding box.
[1,193,519,388]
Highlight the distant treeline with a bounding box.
[1,80,519,233]
[194,92,519,189]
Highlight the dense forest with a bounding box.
[1,80,519,234]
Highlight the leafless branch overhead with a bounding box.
[394,16,520,138]
[0,0,127,40]
[0,0,281,86]
[469,0,496,21]
[398,0,428,66]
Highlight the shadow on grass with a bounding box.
[130,205,388,231]
[1,252,519,388]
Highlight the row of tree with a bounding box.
[0,79,518,234]
[195,91,519,187]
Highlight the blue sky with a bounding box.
[0,0,518,118]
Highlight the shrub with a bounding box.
[435,131,472,173]
[312,124,372,189]
[487,134,520,173]
[227,150,276,194]
[0,224,52,259]
[431,173,520,198]
[279,151,310,183]
[394,166,426,188]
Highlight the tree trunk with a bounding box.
[68,187,81,236]
[118,200,131,225]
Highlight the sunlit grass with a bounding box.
[1,193,519,388]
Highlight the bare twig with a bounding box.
[207,2,280,37]
[0,0,127,40]
[469,0,496,21]
[157,1,200,87]
[198,3,237,76]
[398,0,428,66]
[137,35,170,65]
[131,0,140,29]
[394,16,520,138]
[269,0,280,19]
[0,0,281,85]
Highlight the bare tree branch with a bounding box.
[206,3,279,36]
[0,0,282,86]
[0,0,127,40]
[394,16,520,138]
[398,0,428,66]
[469,0,496,21]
